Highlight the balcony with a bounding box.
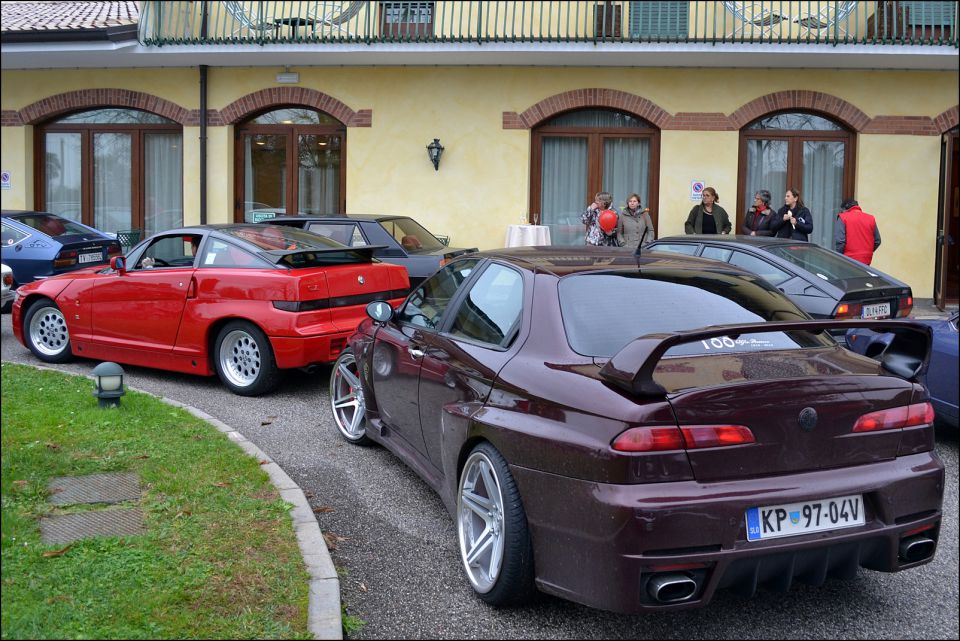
[138,1,958,47]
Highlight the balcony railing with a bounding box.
[138,1,958,47]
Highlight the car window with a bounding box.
[1,221,31,245]
[449,263,524,348]
[728,251,791,286]
[558,272,823,358]
[378,218,444,254]
[305,222,368,247]
[201,238,273,269]
[398,259,479,330]
[765,243,880,282]
[701,246,733,262]
[135,234,202,270]
[651,243,698,256]
[10,214,90,238]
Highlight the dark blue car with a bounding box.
[1,211,120,296]
[846,311,959,428]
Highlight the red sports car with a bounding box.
[12,224,408,395]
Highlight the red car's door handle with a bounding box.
[407,346,425,359]
[186,277,197,298]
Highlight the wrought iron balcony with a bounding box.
[138,1,958,47]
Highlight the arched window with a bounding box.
[235,107,345,222]
[531,108,660,246]
[738,111,854,247]
[37,108,183,236]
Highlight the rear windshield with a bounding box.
[11,214,91,238]
[377,218,444,253]
[223,225,375,267]
[558,271,831,358]
[765,244,878,282]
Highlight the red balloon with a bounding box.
[598,209,618,234]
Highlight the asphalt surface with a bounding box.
[2,313,958,640]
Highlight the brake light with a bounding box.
[53,249,78,268]
[896,295,913,318]
[612,425,755,452]
[107,242,122,257]
[680,425,755,449]
[852,402,935,433]
[2,272,12,287]
[833,302,862,319]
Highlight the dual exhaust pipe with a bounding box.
[899,536,935,564]
[647,573,699,604]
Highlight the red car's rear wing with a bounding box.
[599,320,932,397]
[259,245,389,265]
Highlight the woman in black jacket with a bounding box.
[741,189,777,236]
[771,188,813,241]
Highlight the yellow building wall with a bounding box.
[856,135,942,297]
[2,66,956,294]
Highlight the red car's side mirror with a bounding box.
[110,256,127,275]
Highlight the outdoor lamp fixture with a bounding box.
[92,362,125,408]
[426,138,444,171]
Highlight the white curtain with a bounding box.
[44,133,82,222]
[144,133,183,237]
[298,135,339,215]
[540,137,588,246]
[745,139,788,214]
[803,141,845,248]
[93,133,132,234]
[603,138,650,209]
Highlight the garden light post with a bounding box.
[92,362,125,408]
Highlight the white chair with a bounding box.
[307,1,367,36]
[222,0,274,38]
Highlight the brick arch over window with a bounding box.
[935,105,959,134]
[504,89,671,129]
[729,91,870,132]
[19,89,191,125]
[220,87,372,127]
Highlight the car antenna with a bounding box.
[635,227,649,268]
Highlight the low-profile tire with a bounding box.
[213,320,281,396]
[23,299,73,364]
[329,348,371,445]
[457,442,536,607]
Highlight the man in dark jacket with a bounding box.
[835,199,881,265]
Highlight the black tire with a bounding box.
[23,299,74,364]
[329,348,371,445]
[457,441,536,607]
[1,299,11,314]
[213,320,281,396]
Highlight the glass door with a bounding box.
[802,140,846,248]
[540,136,588,246]
[603,136,651,211]
[298,134,341,215]
[44,133,82,223]
[744,138,789,210]
[93,132,132,234]
[144,133,183,237]
[243,134,288,222]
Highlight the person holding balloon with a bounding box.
[581,191,620,247]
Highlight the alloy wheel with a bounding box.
[28,305,69,357]
[331,351,366,440]
[218,329,262,388]
[457,451,507,594]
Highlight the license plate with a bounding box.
[745,494,864,542]
[862,302,891,319]
[78,252,102,264]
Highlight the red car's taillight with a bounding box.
[2,272,12,287]
[833,301,862,319]
[896,295,913,318]
[852,402,935,433]
[612,425,755,452]
[53,249,78,268]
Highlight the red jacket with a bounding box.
[837,206,880,265]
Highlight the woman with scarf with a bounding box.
[741,189,777,236]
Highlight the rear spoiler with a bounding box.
[599,319,932,397]
[259,244,389,265]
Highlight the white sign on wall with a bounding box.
[0,170,11,190]
[690,180,704,201]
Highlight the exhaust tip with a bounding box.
[647,573,698,604]
[899,536,935,563]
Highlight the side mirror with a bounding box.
[366,300,393,324]
[110,256,126,275]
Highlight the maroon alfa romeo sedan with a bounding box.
[329,247,944,613]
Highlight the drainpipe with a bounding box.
[199,64,208,225]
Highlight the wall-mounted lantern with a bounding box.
[426,138,444,171]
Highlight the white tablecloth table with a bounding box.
[504,224,551,247]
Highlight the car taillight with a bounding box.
[53,249,78,268]
[439,255,452,268]
[2,273,12,287]
[833,301,862,319]
[612,425,755,452]
[896,295,913,318]
[107,242,122,257]
[852,402,935,433]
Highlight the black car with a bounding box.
[647,236,913,320]
[261,214,477,289]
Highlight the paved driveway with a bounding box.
[2,313,958,639]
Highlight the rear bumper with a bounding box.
[270,332,353,368]
[511,451,944,613]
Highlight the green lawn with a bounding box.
[0,363,311,639]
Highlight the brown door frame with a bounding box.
[234,108,347,221]
[935,128,959,308]
[737,115,855,235]
[530,121,661,231]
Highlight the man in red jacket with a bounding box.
[835,199,881,265]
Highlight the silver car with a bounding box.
[1,263,14,313]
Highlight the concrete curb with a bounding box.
[7,363,342,640]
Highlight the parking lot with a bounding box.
[2,312,958,639]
